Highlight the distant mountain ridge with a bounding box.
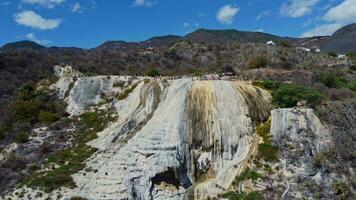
[2,24,356,53]
[185,29,295,44]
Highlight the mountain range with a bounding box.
[0,23,355,102]
[2,23,356,53]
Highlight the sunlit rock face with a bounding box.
[270,108,333,199]
[51,74,271,200]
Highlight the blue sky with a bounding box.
[1,0,355,48]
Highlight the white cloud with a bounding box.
[134,0,156,7]
[14,10,61,30]
[254,29,264,32]
[217,4,239,25]
[25,32,51,45]
[255,10,270,20]
[71,2,83,13]
[301,23,343,37]
[323,0,356,23]
[22,0,65,9]
[280,0,320,18]
[183,22,190,28]
[302,0,356,37]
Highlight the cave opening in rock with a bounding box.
[151,167,183,189]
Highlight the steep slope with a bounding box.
[295,23,356,53]
[320,23,356,53]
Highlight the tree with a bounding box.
[248,56,268,69]
[272,83,323,108]
[146,68,160,77]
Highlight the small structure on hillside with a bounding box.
[267,41,276,46]
[296,47,311,52]
[338,54,347,60]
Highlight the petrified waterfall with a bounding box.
[51,67,272,200]
[5,66,336,200]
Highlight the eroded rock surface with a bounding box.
[3,66,354,200]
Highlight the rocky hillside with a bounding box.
[0,65,355,200]
[185,29,294,44]
[2,23,356,104]
[296,23,356,54]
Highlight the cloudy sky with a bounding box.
[1,0,355,48]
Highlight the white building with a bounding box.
[266,41,276,46]
[296,47,311,52]
[315,48,321,53]
[338,54,346,59]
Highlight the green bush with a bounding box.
[244,191,264,200]
[14,132,29,143]
[248,56,268,69]
[256,120,271,143]
[272,83,323,108]
[39,111,59,124]
[332,181,351,199]
[10,100,41,122]
[347,81,356,92]
[235,168,263,185]
[279,41,292,48]
[252,80,280,91]
[346,52,356,62]
[315,71,347,88]
[221,191,264,200]
[190,69,203,77]
[350,65,356,71]
[146,68,160,77]
[116,82,139,100]
[258,143,278,162]
[328,52,337,57]
[15,83,37,101]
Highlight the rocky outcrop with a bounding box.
[4,67,354,199]
[268,108,341,199]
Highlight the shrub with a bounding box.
[328,52,337,57]
[256,120,271,143]
[190,69,203,77]
[235,168,263,185]
[14,132,29,143]
[10,100,41,122]
[244,191,264,200]
[117,82,139,100]
[272,83,323,108]
[252,80,280,91]
[113,81,125,88]
[15,83,37,101]
[279,41,292,48]
[347,81,356,92]
[39,111,59,124]
[350,65,356,71]
[146,68,160,77]
[332,181,351,199]
[315,71,347,88]
[258,143,278,161]
[248,56,268,69]
[346,52,356,62]
[220,191,264,200]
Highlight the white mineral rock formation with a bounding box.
[270,108,332,199]
[270,108,331,153]
[64,79,271,200]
